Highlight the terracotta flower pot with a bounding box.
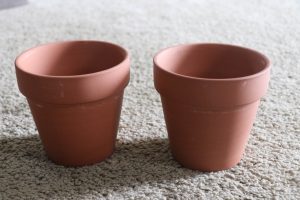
[154,43,270,171]
[15,41,130,166]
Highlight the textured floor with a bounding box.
[0,0,299,199]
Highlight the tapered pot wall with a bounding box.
[27,94,123,166]
[154,43,270,171]
[162,98,259,171]
[15,41,130,166]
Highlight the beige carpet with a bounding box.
[0,0,299,199]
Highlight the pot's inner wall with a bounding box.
[156,44,268,79]
[17,41,126,76]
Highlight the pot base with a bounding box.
[171,150,243,172]
[47,148,115,167]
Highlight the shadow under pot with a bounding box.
[15,40,130,166]
[153,43,270,171]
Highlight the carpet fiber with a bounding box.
[0,0,299,199]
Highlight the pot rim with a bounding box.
[15,40,129,79]
[153,43,271,82]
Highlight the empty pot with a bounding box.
[15,40,130,166]
[154,43,270,171]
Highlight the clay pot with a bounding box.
[15,41,130,166]
[154,43,270,171]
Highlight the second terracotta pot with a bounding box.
[154,43,270,171]
[15,41,130,166]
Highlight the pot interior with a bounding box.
[155,44,269,79]
[16,41,127,76]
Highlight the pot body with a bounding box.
[27,94,123,166]
[161,97,259,171]
[154,43,270,171]
[15,40,130,166]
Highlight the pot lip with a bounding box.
[15,40,130,79]
[153,43,271,82]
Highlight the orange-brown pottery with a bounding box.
[15,41,130,166]
[154,43,270,171]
